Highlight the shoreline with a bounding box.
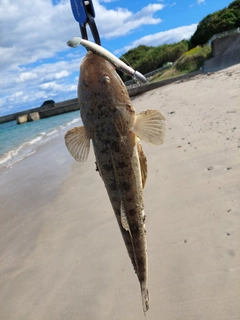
[0,112,81,171]
[0,65,239,320]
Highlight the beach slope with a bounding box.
[0,65,239,320]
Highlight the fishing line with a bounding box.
[18,0,70,38]
[100,43,133,68]
[18,0,132,66]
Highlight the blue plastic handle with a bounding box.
[70,0,95,26]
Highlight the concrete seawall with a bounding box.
[128,71,201,97]
[0,107,43,124]
[0,99,80,124]
[39,101,79,118]
[203,33,240,72]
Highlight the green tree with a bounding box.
[228,0,240,10]
[118,0,240,81]
[190,0,240,47]
[217,9,237,31]
[118,40,189,81]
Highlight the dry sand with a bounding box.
[0,65,240,320]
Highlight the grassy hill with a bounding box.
[150,45,212,82]
[118,40,189,82]
[118,0,239,82]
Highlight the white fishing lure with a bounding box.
[67,37,147,83]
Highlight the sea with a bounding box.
[0,111,82,170]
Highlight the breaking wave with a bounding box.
[0,112,81,170]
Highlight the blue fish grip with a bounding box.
[70,0,100,45]
[70,0,95,27]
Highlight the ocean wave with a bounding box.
[45,118,80,136]
[0,138,40,168]
[69,118,80,125]
[28,136,43,144]
[0,115,81,169]
[0,152,11,165]
[0,132,46,168]
[3,150,37,169]
[60,117,80,129]
[46,129,58,136]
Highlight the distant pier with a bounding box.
[0,71,203,124]
[0,98,80,124]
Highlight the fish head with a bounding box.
[78,52,136,133]
[79,51,118,92]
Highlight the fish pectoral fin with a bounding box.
[137,140,148,188]
[120,201,130,232]
[132,109,166,146]
[64,126,90,162]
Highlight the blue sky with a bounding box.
[0,0,232,116]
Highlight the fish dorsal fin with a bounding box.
[132,110,166,145]
[137,140,148,188]
[64,126,90,162]
[120,201,130,232]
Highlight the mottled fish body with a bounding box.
[65,52,166,314]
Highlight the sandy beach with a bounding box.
[0,65,239,320]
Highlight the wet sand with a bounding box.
[0,65,240,320]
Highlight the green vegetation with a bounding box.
[175,46,212,72]
[118,0,240,82]
[119,40,189,82]
[151,46,212,82]
[190,0,240,47]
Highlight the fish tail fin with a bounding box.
[141,282,149,315]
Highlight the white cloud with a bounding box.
[39,81,75,92]
[116,24,198,54]
[0,0,163,71]
[0,59,80,96]
[17,72,38,83]
[54,70,70,79]
[33,91,49,100]
[8,92,24,102]
[40,82,58,90]
[94,2,163,39]
[0,1,74,72]
[190,0,205,7]
[0,57,81,114]
[0,0,176,115]
[13,92,23,98]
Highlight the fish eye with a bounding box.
[102,76,111,85]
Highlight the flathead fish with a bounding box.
[65,52,166,314]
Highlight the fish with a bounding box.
[67,37,147,83]
[64,51,166,314]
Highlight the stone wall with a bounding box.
[203,34,240,72]
[211,33,240,57]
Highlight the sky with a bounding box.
[0,0,233,116]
